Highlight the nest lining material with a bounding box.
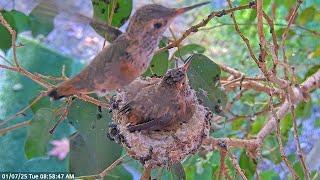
[110,77,212,168]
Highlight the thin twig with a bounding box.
[0,92,46,127]
[199,22,320,36]
[228,152,247,180]
[0,12,19,67]
[281,0,303,82]
[290,98,310,179]
[0,120,31,136]
[76,154,126,179]
[218,148,227,180]
[157,2,255,52]
[49,97,73,134]
[0,54,14,66]
[270,93,298,179]
[256,0,267,62]
[262,11,279,69]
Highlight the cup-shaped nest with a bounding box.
[109,77,212,168]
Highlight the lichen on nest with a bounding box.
[108,77,212,168]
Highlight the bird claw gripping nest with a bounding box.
[108,77,212,168]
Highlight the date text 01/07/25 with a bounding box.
[0,172,75,180]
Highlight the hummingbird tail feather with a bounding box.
[48,81,78,100]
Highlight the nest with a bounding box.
[109,77,212,168]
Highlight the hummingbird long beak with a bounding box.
[174,1,210,16]
[182,56,193,72]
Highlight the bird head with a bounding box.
[161,56,193,90]
[126,2,209,38]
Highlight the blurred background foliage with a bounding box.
[0,0,319,179]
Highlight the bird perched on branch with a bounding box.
[118,57,196,132]
[48,2,209,100]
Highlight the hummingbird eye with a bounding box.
[153,22,163,29]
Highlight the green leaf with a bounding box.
[314,119,320,128]
[250,116,266,135]
[293,162,304,179]
[21,156,69,172]
[29,1,56,36]
[231,118,246,131]
[10,10,30,33]
[170,163,186,180]
[259,170,280,180]
[276,28,295,38]
[25,108,55,159]
[283,0,296,9]
[0,10,30,51]
[295,101,312,118]
[310,47,320,58]
[170,44,206,69]
[239,151,257,178]
[68,99,123,176]
[187,54,227,115]
[297,7,316,25]
[304,64,320,81]
[144,39,169,77]
[143,50,169,77]
[280,113,293,143]
[30,97,51,114]
[92,0,132,29]
[261,135,282,164]
[0,36,74,170]
[0,127,27,171]
[172,44,206,59]
[245,11,257,23]
[0,10,16,51]
[0,36,74,117]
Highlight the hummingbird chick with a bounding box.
[48,2,209,100]
[118,57,195,132]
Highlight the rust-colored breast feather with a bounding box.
[120,61,140,80]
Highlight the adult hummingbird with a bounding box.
[118,57,195,132]
[48,2,209,100]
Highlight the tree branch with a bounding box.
[157,1,255,53]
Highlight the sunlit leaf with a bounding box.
[295,101,312,118]
[231,118,246,131]
[304,64,320,81]
[250,116,266,135]
[293,162,304,179]
[280,113,293,143]
[92,0,132,29]
[259,170,280,180]
[239,151,256,178]
[297,6,316,25]
[314,119,320,128]
[0,10,16,51]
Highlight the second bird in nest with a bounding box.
[118,57,196,132]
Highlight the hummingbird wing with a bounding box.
[31,0,122,42]
[118,102,134,115]
[127,113,173,132]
